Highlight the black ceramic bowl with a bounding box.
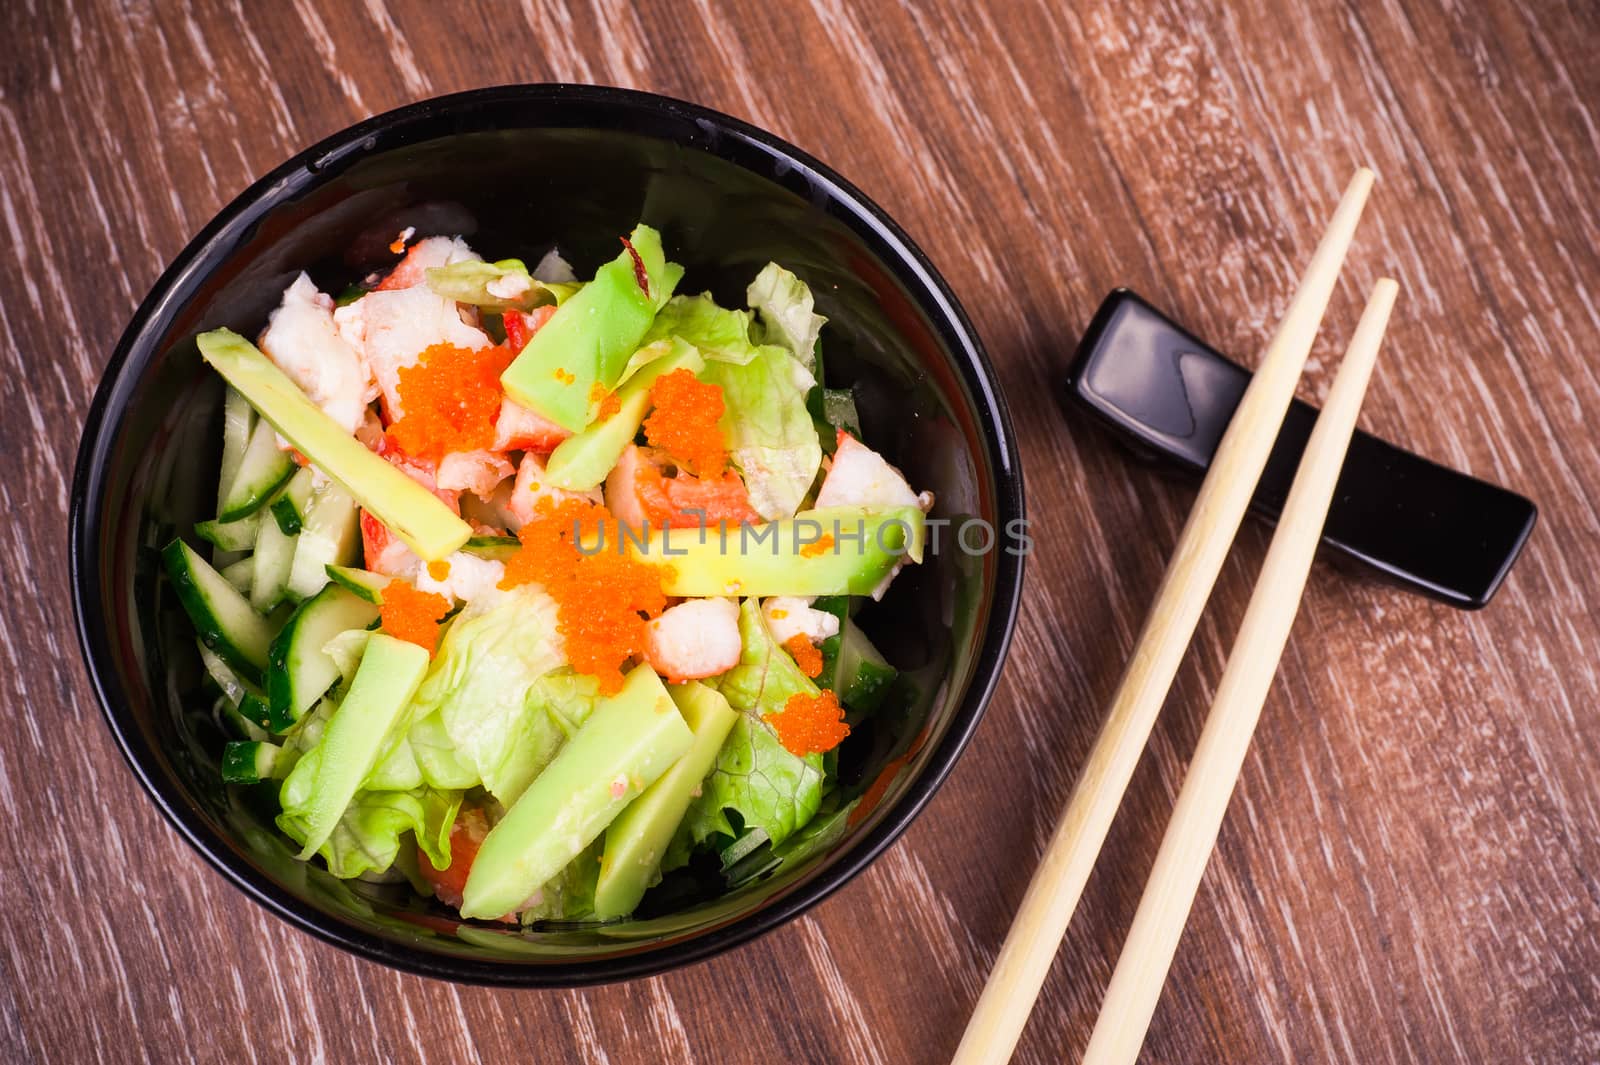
[70,84,1024,985]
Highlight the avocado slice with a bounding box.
[543,338,706,491]
[197,329,471,561]
[628,505,926,598]
[593,682,739,919]
[459,663,693,920]
[499,224,684,433]
[281,633,431,859]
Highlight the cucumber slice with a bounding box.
[218,386,256,511]
[269,466,316,536]
[461,534,519,562]
[196,515,260,552]
[832,616,897,713]
[221,740,286,783]
[249,510,298,612]
[211,695,271,744]
[325,564,390,604]
[219,556,254,596]
[163,539,275,681]
[286,480,360,601]
[820,388,861,438]
[219,419,296,521]
[198,638,277,742]
[266,583,380,731]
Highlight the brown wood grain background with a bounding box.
[4,0,1598,1061]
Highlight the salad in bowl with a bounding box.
[169,222,932,924]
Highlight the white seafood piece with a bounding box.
[334,284,489,418]
[644,598,742,683]
[492,396,570,452]
[509,451,602,527]
[603,443,651,533]
[761,597,840,645]
[257,273,375,435]
[814,431,932,511]
[532,248,577,283]
[436,449,515,500]
[414,551,507,604]
[377,235,480,291]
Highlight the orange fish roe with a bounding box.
[427,559,451,581]
[799,534,835,559]
[590,382,622,420]
[644,369,727,475]
[553,367,576,385]
[388,343,515,460]
[379,579,451,654]
[498,495,667,693]
[783,635,823,678]
[765,689,849,757]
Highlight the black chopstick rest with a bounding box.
[1062,289,1536,610]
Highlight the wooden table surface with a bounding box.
[5,0,1598,1061]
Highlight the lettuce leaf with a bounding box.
[642,294,759,365]
[278,783,461,879]
[701,345,821,520]
[408,586,595,805]
[681,600,825,848]
[747,263,825,373]
[519,840,602,923]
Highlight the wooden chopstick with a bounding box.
[951,167,1375,1065]
[1080,277,1398,1065]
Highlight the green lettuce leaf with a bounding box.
[681,600,825,848]
[747,263,825,373]
[642,293,759,365]
[519,840,602,923]
[701,345,821,520]
[278,784,461,879]
[407,586,596,805]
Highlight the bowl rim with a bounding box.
[69,82,1026,986]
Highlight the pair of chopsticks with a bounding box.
[953,168,1396,1065]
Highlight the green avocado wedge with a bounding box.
[543,338,705,492]
[197,329,470,561]
[280,633,431,859]
[626,505,925,598]
[593,682,740,919]
[459,664,692,920]
[499,224,683,433]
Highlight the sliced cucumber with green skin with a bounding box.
[820,388,861,439]
[212,695,271,743]
[164,539,275,681]
[266,583,380,731]
[221,740,286,783]
[325,564,390,604]
[831,615,897,713]
[286,479,359,601]
[196,514,260,552]
[219,556,254,596]
[461,535,519,562]
[219,418,297,521]
[249,508,298,612]
[218,386,256,511]
[269,466,316,536]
